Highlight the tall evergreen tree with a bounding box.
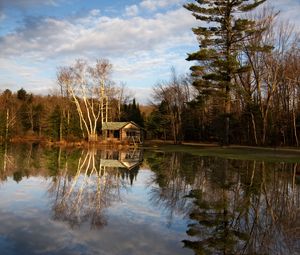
[184,0,266,144]
[120,98,144,127]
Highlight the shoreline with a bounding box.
[1,139,300,163]
[2,137,300,151]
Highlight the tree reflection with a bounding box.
[146,152,300,255]
[49,147,142,229]
[0,144,143,229]
[183,160,300,255]
[0,142,43,182]
[146,152,209,226]
[0,143,11,181]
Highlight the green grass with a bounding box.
[145,144,300,163]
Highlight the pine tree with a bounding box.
[184,0,266,145]
[48,105,62,140]
[120,98,144,127]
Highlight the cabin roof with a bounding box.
[102,121,140,130]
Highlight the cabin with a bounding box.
[102,121,143,145]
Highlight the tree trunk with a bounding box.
[172,117,177,144]
[79,116,85,139]
[66,109,70,139]
[224,88,231,145]
[29,106,34,133]
[251,113,258,145]
[225,116,230,145]
[262,116,267,145]
[262,105,270,145]
[5,108,9,141]
[292,100,299,147]
[3,141,8,172]
[88,132,98,142]
[59,110,63,142]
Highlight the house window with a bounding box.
[113,130,120,138]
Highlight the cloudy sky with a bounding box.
[0,0,299,103]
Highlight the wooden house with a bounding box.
[102,121,143,145]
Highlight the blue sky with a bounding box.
[0,0,299,103]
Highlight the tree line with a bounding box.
[0,58,145,144]
[149,1,300,146]
[0,87,144,143]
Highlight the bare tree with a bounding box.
[0,90,17,142]
[153,68,193,144]
[57,59,113,142]
[237,7,299,145]
[50,148,125,229]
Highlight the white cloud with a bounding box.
[0,4,197,101]
[0,8,195,60]
[140,0,183,11]
[0,58,55,94]
[125,5,139,17]
[89,9,101,17]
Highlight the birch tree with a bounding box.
[0,89,16,141]
[57,59,112,142]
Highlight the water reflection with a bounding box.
[146,152,195,226]
[146,152,300,255]
[0,145,193,255]
[49,147,143,229]
[0,144,299,254]
[0,144,143,229]
[0,143,45,182]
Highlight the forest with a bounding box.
[0,86,144,143]
[0,1,300,146]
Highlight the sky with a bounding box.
[0,0,299,103]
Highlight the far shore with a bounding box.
[2,137,300,163]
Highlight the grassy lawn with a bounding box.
[144,142,300,163]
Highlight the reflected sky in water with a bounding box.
[0,144,299,255]
[0,172,191,255]
[0,145,192,255]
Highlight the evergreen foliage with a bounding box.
[48,105,62,140]
[120,98,144,127]
[184,0,267,144]
[146,102,171,140]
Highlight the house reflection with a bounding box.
[100,149,143,169]
[100,149,143,185]
[49,148,143,229]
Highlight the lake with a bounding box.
[0,143,299,255]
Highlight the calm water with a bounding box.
[0,143,299,255]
